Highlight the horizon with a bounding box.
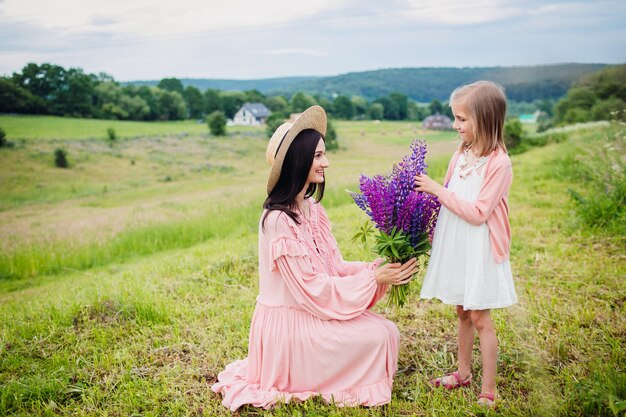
[121,62,615,83]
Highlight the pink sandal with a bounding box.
[430,371,472,389]
[477,392,497,408]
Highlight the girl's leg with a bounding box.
[456,305,474,380]
[470,309,497,395]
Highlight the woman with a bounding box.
[212,105,417,411]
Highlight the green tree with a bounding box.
[591,97,625,121]
[368,102,384,120]
[158,77,184,94]
[244,89,266,103]
[314,95,333,115]
[266,113,287,138]
[207,111,227,136]
[389,93,408,120]
[554,64,626,124]
[407,101,427,121]
[156,89,187,120]
[204,88,221,114]
[332,95,354,119]
[220,91,246,119]
[429,99,444,115]
[265,95,288,113]
[375,96,400,120]
[95,82,150,120]
[183,86,206,119]
[536,98,555,117]
[13,63,96,117]
[351,96,368,119]
[443,102,454,119]
[325,119,339,151]
[136,86,161,120]
[290,92,316,113]
[503,118,525,150]
[0,77,45,113]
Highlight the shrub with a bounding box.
[562,125,625,233]
[106,127,117,142]
[504,118,525,150]
[536,113,553,133]
[325,119,339,151]
[265,113,287,138]
[207,111,227,136]
[0,127,5,147]
[54,148,69,168]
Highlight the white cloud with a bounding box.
[0,0,351,37]
[399,0,526,25]
[261,49,328,57]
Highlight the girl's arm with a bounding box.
[415,159,512,226]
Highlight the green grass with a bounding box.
[0,116,624,416]
[0,114,262,140]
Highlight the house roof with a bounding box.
[423,113,452,124]
[241,102,271,118]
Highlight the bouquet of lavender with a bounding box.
[349,139,441,306]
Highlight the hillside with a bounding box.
[125,63,607,102]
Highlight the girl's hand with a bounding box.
[414,173,445,197]
[375,258,418,285]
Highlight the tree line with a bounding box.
[0,63,455,123]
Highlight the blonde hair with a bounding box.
[450,80,507,156]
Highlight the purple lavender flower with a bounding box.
[350,138,441,244]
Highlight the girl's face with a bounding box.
[307,138,329,184]
[451,101,475,146]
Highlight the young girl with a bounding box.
[212,106,418,411]
[414,81,517,408]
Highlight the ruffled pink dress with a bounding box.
[211,199,399,411]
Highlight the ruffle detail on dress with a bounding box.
[211,358,393,411]
[310,203,338,275]
[269,237,308,272]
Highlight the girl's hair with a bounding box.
[450,80,508,156]
[262,128,325,228]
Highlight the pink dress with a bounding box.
[211,199,399,411]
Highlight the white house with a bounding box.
[232,103,271,126]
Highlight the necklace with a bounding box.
[458,150,488,179]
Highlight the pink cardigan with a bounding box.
[437,148,512,263]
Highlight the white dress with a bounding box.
[420,153,518,310]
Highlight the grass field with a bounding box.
[0,115,624,416]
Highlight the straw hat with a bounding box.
[265,105,327,195]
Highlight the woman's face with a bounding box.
[307,138,329,184]
[451,101,475,146]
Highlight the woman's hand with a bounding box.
[414,173,445,197]
[375,258,418,285]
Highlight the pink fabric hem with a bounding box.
[211,359,393,411]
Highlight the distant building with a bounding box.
[233,103,271,126]
[422,113,453,130]
[519,110,542,124]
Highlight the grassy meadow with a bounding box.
[0,116,624,416]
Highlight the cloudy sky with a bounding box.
[1,0,625,81]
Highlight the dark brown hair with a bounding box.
[262,129,325,229]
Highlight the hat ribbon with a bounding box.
[275,129,290,159]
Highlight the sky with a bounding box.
[1,0,625,81]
